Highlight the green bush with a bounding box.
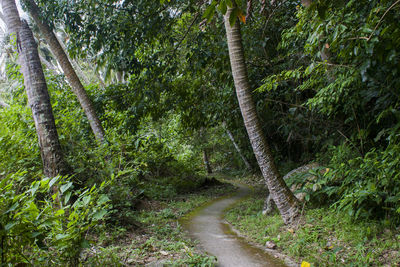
[0,172,110,266]
[289,140,400,223]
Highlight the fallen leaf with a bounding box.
[301,261,311,267]
[160,250,168,256]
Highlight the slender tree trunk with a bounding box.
[39,53,58,72]
[202,149,213,174]
[224,125,252,170]
[1,0,68,177]
[1,0,20,35]
[116,71,124,83]
[224,7,300,224]
[199,128,212,174]
[24,0,105,142]
[56,31,91,85]
[95,70,106,88]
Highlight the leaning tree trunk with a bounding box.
[39,53,59,73]
[224,124,252,170]
[24,0,105,142]
[1,0,68,177]
[224,7,300,224]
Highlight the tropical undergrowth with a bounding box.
[256,0,400,224]
[225,187,400,266]
[0,65,233,266]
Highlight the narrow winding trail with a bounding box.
[180,184,288,267]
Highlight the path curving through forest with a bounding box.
[180,183,288,267]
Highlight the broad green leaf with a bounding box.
[98,194,110,205]
[203,2,217,22]
[55,209,65,216]
[83,195,91,206]
[92,209,107,221]
[229,8,238,26]
[81,239,91,248]
[60,182,73,194]
[55,233,69,240]
[6,200,19,212]
[30,181,40,196]
[5,221,17,231]
[64,191,72,205]
[49,176,59,189]
[218,1,227,15]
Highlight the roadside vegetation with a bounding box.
[226,174,400,267]
[1,0,400,266]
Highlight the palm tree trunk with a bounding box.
[58,35,91,85]
[224,125,252,170]
[1,0,20,35]
[1,0,69,177]
[39,53,59,72]
[24,0,105,142]
[224,7,300,224]
[95,70,106,88]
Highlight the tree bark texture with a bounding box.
[1,0,20,35]
[263,162,320,214]
[203,149,213,174]
[25,0,105,142]
[225,127,252,170]
[19,20,69,177]
[224,7,300,224]
[1,0,68,177]
[39,53,58,72]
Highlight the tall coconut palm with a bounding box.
[23,0,106,142]
[223,6,300,224]
[1,0,68,177]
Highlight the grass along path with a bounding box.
[82,178,236,266]
[225,188,400,267]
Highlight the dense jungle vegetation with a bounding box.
[0,0,399,265]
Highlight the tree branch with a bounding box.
[349,0,400,42]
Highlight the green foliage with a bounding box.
[253,0,400,225]
[288,137,400,222]
[0,172,110,266]
[226,195,400,266]
[2,0,400,262]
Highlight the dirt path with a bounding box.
[180,184,288,267]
